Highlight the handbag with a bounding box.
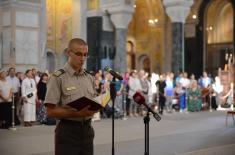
[27,92,33,98]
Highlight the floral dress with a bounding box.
[187,88,202,112]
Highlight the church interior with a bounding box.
[0,1,235,155]
[0,0,234,78]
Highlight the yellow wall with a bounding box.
[207,1,233,44]
[127,0,165,73]
[46,0,72,53]
[88,0,99,10]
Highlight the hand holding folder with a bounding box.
[67,91,111,111]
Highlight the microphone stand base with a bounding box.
[122,117,127,120]
[9,127,17,131]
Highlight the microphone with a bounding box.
[133,92,161,121]
[104,66,123,80]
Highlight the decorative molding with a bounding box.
[0,0,41,9]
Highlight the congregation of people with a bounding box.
[0,67,234,129]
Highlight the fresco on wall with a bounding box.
[46,0,72,53]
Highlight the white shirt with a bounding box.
[6,76,20,93]
[21,77,37,100]
[34,75,40,84]
[212,82,223,94]
[179,77,190,88]
[202,77,211,88]
[150,73,159,93]
[128,76,142,99]
[0,80,12,102]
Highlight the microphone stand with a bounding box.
[122,87,127,120]
[209,93,212,112]
[141,102,161,155]
[110,77,117,155]
[9,94,17,131]
[144,110,150,155]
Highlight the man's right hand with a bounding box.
[77,105,99,117]
[46,103,99,119]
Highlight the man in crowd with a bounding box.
[6,67,21,125]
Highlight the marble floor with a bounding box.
[0,111,235,155]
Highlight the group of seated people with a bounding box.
[155,71,234,114]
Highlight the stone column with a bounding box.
[114,28,127,73]
[163,0,193,73]
[39,0,47,71]
[104,0,134,73]
[0,9,2,69]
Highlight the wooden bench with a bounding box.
[226,110,235,126]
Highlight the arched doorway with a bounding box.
[138,54,150,73]
[46,51,55,73]
[126,41,135,71]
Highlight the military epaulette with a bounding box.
[84,69,95,76]
[53,69,65,77]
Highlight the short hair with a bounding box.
[8,67,15,72]
[68,38,87,50]
[25,69,32,75]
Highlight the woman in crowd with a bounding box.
[92,71,103,121]
[212,76,223,109]
[174,82,184,112]
[221,82,234,109]
[156,74,166,115]
[0,70,13,129]
[128,70,142,117]
[187,81,202,112]
[37,73,49,124]
[100,72,113,118]
[21,69,37,127]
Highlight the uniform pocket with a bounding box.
[62,87,79,104]
[86,88,95,98]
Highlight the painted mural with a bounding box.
[46,0,72,53]
[88,0,99,10]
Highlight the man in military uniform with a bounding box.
[44,38,98,155]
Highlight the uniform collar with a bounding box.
[64,63,86,76]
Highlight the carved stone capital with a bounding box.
[163,0,193,23]
[101,2,134,29]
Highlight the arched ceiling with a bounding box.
[206,0,233,44]
[128,0,165,38]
